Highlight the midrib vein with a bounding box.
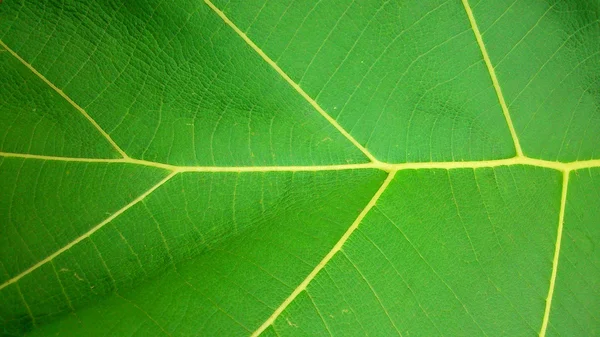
[250,171,397,337]
[0,171,177,292]
[461,0,524,157]
[202,0,379,164]
[2,151,599,172]
[0,40,130,159]
[539,170,569,337]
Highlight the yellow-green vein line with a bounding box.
[203,0,380,164]
[0,171,177,292]
[250,170,397,336]
[0,39,130,159]
[539,170,570,336]
[461,0,524,157]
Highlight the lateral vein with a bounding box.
[202,0,379,164]
[0,39,130,159]
[539,170,570,337]
[460,0,524,157]
[0,171,178,292]
[250,170,397,337]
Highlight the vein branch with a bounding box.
[0,39,130,159]
[0,171,177,292]
[202,0,379,164]
[461,0,524,157]
[539,170,570,336]
[250,170,397,337]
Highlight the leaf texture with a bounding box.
[0,0,599,336]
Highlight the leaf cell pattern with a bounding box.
[0,0,599,336]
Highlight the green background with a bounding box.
[0,0,598,336]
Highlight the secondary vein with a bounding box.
[0,171,178,292]
[0,39,130,159]
[202,0,380,164]
[250,170,397,337]
[461,0,524,157]
[539,170,570,337]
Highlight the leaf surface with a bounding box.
[0,0,599,336]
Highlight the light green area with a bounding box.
[6,170,385,336]
[274,166,561,336]
[0,0,366,166]
[0,0,599,336]
[548,168,600,336]
[215,0,516,162]
[0,158,169,284]
[0,52,119,158]
[470,0,600,162]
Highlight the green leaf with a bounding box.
[0,1,598,336]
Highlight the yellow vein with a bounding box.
[0,152,127,163]
[0,171,177,292]
[564,159,600,171]
[203,0,379,164]
[177,162,377,173]
[250,170,397,337]
[539,170,569,337]
[0,151,376,171]
[461,0,524,157]
[0,39,130,159]
[2,151,600,172]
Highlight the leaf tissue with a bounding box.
[0,0,599,336]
